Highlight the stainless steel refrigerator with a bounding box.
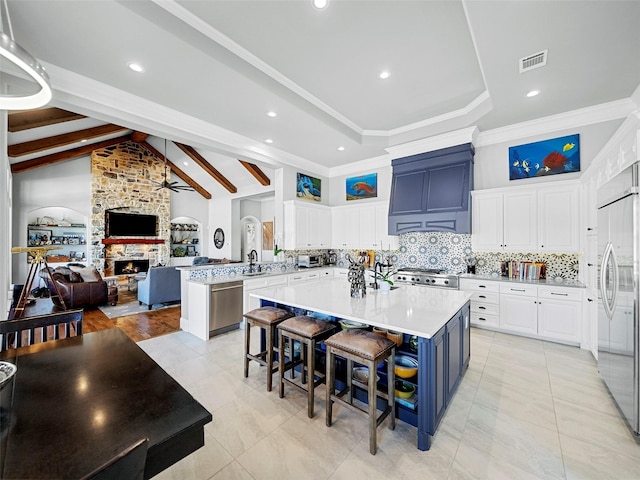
[598,161,639,435]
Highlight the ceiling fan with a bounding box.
[152,139,194,193]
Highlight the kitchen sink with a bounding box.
[243,271,267,277]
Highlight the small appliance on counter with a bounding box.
[326,250,337,265]
[297,254,321,268]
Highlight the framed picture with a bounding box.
[508,134,580,180]
[28,229,52,246]
[346,173,378,200]
[186,245,196,256]
[262,221,274,250]
[296,172,321,202]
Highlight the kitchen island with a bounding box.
[250,278,471,451]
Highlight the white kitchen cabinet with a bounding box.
[538,185,580,252]
[496,282,582,344]
[284,201,331,250]
[375,203,399,251]
[331,201,397,251]
[459,278,500,329]
[472,182,579,254]
[288,270,320,284]
[243,275,288,316]
[499,284,538,335]
[537,286,583,344]
[472,190,536,252]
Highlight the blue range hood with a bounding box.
[388,143,474,235]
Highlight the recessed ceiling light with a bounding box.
[526,89,540,98]
[265,139,273,144]
[80,139,87,143]
[379,71,390,79]
[337,146,345,151]
[183,161,189,166]
[128,62,144,73]
[267,111,277,118]
[313,0,328,10]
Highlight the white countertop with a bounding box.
[458,273,586,289]
[250,278,471,339]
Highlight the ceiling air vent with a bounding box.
[519,50,548,73]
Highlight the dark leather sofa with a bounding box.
[39,266,118,309]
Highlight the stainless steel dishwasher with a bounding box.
[209,280,244,336]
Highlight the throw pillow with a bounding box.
[75,266,102,283]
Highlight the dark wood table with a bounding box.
[0,328,212,479]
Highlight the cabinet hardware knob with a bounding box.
[588,298,594,302]
[587,263,593,267]
[587,227,593,231]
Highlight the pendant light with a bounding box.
[0,0,52,110]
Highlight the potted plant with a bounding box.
[374,269,396,293]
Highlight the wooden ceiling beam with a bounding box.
[174,142,237,194]
[239,160,271,186]
[8,107,86,132]
[130,131,149,143]
[8,123,129,157]
[11,135,131,174]
[140,141,212,200]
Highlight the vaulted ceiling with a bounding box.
[4,0,640,197]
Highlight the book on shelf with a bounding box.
[501,260,546,280]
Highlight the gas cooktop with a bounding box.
[394,268,459,289]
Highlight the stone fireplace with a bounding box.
[90,141,171,275]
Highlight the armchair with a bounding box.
[137,266,181,310]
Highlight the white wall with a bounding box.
[1,111,11,316]
[12,155,91,281]
[474,119,623,190]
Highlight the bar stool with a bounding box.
[277,316,338,418]
[243,306,293,391]
[325,328,396,455]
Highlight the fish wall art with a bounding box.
[508,134,580,180]
[346,173,377,201]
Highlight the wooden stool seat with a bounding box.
[243,306,293,391]
[325,328,396,455]
[278,316,337,417]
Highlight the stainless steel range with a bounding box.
[394,268,459,289]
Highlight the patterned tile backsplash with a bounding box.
[188,233,579,281]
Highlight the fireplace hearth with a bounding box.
[114,260,150,275]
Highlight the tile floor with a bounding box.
[138,327,640,480]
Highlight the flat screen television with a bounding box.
[105,211,157,237]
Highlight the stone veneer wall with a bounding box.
[90,141,170,275]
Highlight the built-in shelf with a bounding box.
[101,238,165,245]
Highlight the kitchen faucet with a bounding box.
[248,249,258,273]
[372,261,383,290]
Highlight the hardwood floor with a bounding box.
[83,304,180,342]
[23,293,180,343]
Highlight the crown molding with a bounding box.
[384,126,479,159]
[475,98,636,147]
[328,154,391,177]
[44,62,331,177]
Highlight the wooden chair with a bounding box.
[80,437,148,480]
[0,309,83,351]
